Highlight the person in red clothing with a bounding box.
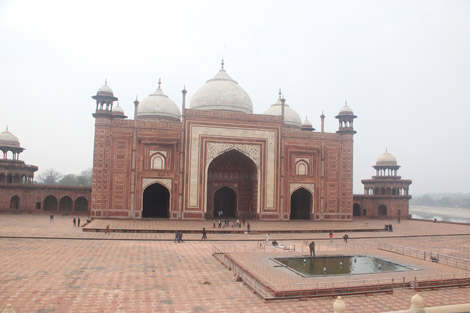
[329,232,333,243]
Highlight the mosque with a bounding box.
[0,61,411,220]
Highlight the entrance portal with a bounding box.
[142,183,170,218]
[290,188,311,220]
[213,186,237,217]
[207,150,257,219]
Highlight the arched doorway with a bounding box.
[378,205,387,216]
[207,150,257,219]
[10,195,19,210]
[213,186,237,217]
[290,188,311,220]
[74,197,89,212]
[142,183,170,218]
[59,196,73,212]
[44,195,58,211]
[353,203,362,216]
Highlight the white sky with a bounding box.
[0,0,469,195]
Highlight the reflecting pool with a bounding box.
[273,255,417,277]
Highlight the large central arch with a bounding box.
[290,188,312,220]
[207,149,257,219]
[142,183,170,218]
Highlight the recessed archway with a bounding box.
[207,149,257,219]
[59,196,73,212]
[213,186,237,217]
[10,195,19,210]
[44,195,58,211]
[142,183,170,218]
[353,203,362,216]
[290,188,311,220]
[74,197,89,212]
[378,205,387,216]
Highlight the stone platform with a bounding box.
[0,214,470,313]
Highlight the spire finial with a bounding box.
[386,147,388,153]
[345,100,348,106]
[158,78,162,89]
[221,59,224,70]
[136,95,138,101]
[105,79,107,85]
[278,89,282,99]
[6,125,8,131]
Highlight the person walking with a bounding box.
[202,227,207,240]
[77,217,81,227]
[247,222,250,232]
[329,231,333,243]
[105,225,110,234]
[265,233,270,245]
[50,214,54,223]
[218,220,221,228]
[73,217,76,227]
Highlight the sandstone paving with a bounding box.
[0,214,469,312]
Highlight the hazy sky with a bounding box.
[1,0,469,195]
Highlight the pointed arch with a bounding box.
[290,187,312,220]
[295,160,308,175]
[151,153,166,170]
[59,196,73,212]
[142,183,170,218]
[10,195,19,210]
[44,195,58,211]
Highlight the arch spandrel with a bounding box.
[206,143,260,168]
[142,178,172,192]
[290,183,314,196]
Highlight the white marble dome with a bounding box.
[97,82,114,97]
[338,103,354,115]
[137,84,181,121]
[0,128,20,147]
[264,97,302,127]
[376,151,398,166]
[189,67,253,114]
[302,117,313,128]
[113,103,125,115]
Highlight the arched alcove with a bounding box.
[290,188,312,220]
[142,183,170,218]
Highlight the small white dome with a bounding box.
[376,151,397,166]
[264,98,302,127]
[189,66,253,114]
[0,128,20,147]
[113,104,124,115]
[97,83,114,97]
[302,117,313,128]
[137,84,181,121]
[338,103,354,115]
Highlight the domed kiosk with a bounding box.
[263,92,302,128]
[136,79,181,121]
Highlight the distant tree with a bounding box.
[59,174,79,186]
[76,168,92,186]
[37,168,63,185]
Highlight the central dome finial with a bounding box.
[158,78,162,90]
[221,59,224,70]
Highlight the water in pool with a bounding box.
[274,255,416,276]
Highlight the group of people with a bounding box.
[174,231,184,243]
[385,224,393,232]
[73,217,81,227]
[216,218,247,229]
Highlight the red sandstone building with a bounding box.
[353,151,412,219]
[91,63,359,220]
[0,128,91,214]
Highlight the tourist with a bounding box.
[272,240,278,246]
[389,224,393,232]
[242,218,245,226]
[385,224,389,231]
[178,232,183,243]
[73,217,76,227]
[265,233,270,245]
[343,234,349,243]
[309,241,315,257]
[50,214,54,223]
[247,222,250,232]
[77,217,81,227]
[105,225,110,234]
[218,220,221,228]
[213,220,216,228]
[174,231,179,243]
[202,227,207,240]
[329,232,333,243]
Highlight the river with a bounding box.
[410,205,470,223]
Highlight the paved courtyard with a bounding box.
[0,214,469,312]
